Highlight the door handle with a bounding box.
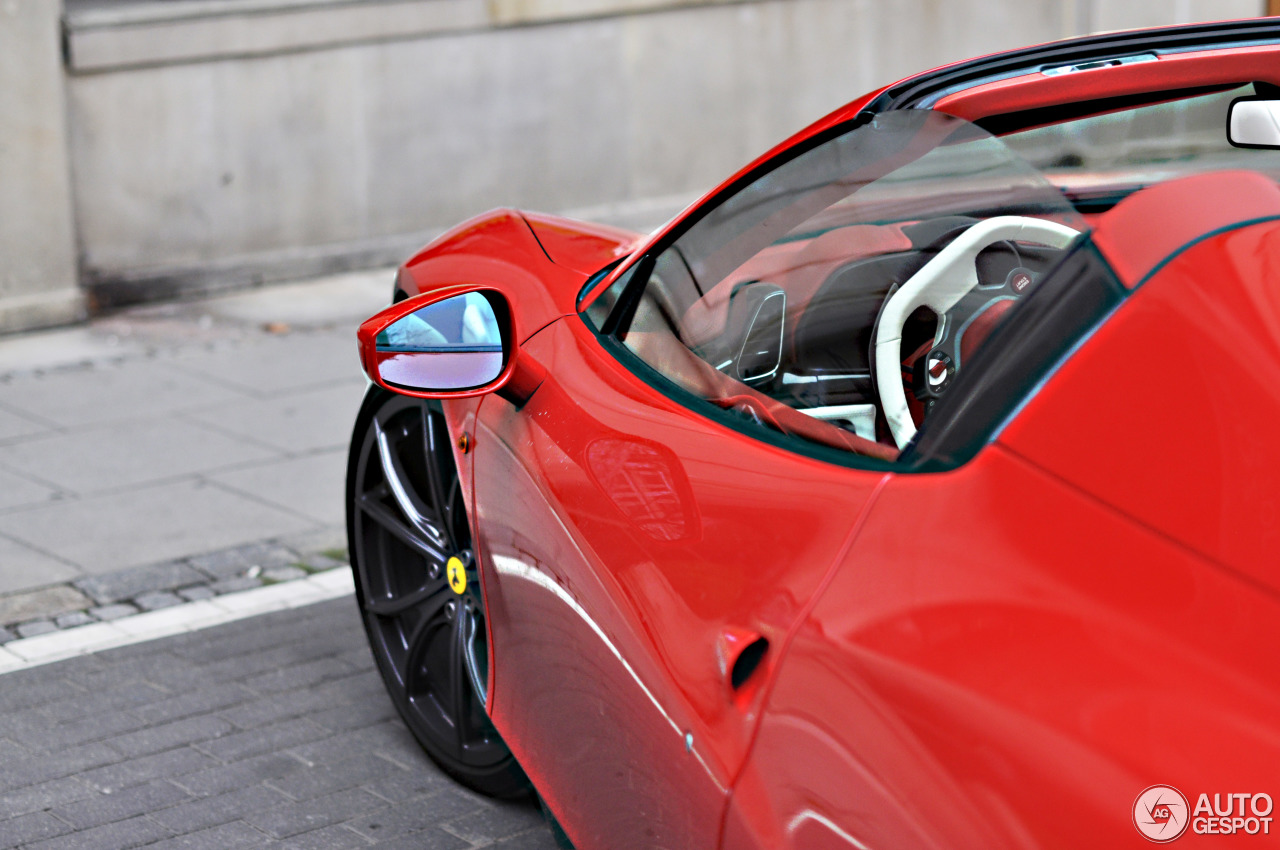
[719,628,770,691]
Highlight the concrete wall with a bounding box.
[0,0,84,331]
[3,0,1270,319]
[1087,0,1262,32]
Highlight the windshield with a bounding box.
[668,111,1087,293]
[594,110,1098,464]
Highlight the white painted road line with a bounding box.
[0,569,355,675]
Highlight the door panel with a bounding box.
[723,445,1280,849]
[472,316,886,850]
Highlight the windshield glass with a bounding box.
[672,111,1088,291]
[600,109,1095,464]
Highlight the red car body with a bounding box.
[359,19,1280,848]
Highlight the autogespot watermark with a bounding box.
[1133,785,1274,842]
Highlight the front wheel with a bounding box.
[346,388,528,797]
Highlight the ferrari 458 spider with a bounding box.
[347,19,1280,848]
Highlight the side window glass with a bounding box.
[606,110,1094,465]
[999,84,1280,208]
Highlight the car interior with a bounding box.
[611,82,1280,463]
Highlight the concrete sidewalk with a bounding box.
[0,270,391,633]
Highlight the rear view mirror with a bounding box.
[358,289,513,397]
[1228,98,1280,149]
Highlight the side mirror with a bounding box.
[1228,98,1280,149]
[358,288,516,398]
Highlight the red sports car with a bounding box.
[347,19,1280,848]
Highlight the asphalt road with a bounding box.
[0,596,557,849]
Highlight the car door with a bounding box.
[720,214,1280,850]
[713,237,1134,849]
[471,313,886,849]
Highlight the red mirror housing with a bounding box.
[357,286,543,403]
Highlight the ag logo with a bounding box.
[446,556,467,595]
[1135,785,1190,842]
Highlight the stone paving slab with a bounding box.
[76,563,210,607]
[0,271,390,378]
[0,598,556,848]
[165,331,368,399]
[0,540,80,598]
[0,481,318,578]
[0,586,92,626]
[0,468,57,513]
[0,407,48,444]
[0,270,384,599]
[187,544,301,583]
[210,454,349,528]
[182,380,367,456]
[0,359,249,431]
[0,418,280,495]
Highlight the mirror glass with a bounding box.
[375,292,505,390]
[1229,100,1280,149]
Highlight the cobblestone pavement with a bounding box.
[0,597,557,849]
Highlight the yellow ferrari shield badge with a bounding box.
[446,556,467,595]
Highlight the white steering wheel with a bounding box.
[874,216,1081,450]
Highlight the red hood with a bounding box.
[519,211,643,276]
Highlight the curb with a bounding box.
[0,533,348,642]
[0,566,355,674]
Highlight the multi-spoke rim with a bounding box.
[351,394,504,769]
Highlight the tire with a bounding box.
[346,388,529,797]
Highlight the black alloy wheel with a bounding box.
[347,388,528,797]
